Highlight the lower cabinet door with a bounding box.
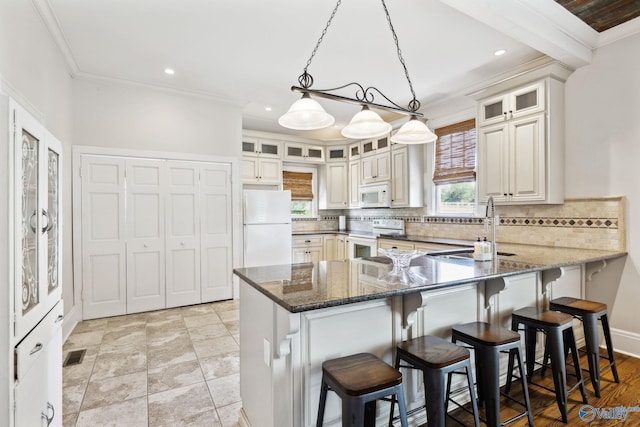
[14,303,63,427]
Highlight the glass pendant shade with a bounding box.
[341,106,392,139]
[278,93,335,130]
[390,116,438,144]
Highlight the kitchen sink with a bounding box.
[427,248,516,260]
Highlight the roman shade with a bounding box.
[433,119,477,184]
[283,171,314,200]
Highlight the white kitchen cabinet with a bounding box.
[390,146,409,207]
[242,156,282,185]
[361,135,390,155]
[242,136,282,158]
[292,235,324,263]
[348,142,361,160]
[325,163,348,209]
[361,152,391,184]
[14,301,63,427]
[478,81,544,126]
[12,102,63,341]
[478,113,546,204]
[326,145,348,162]
[284,142,325,163]
[348,160,360,208]
[476,73,565,205]
[377,239,414,251]
[324,234,348,261]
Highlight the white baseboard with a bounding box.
[62,304,81,342]
[610,327,640,358]
[238,408,251,427]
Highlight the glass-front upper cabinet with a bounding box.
[478,81,545,126]
[242,137,282,158]
[12,100,62,341]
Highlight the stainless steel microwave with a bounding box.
[358,183,390,208]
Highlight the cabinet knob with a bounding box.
[305,240,311,243]
[509,193,514,196]
[503,193,508,196]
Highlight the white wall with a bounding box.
[0,0,75,315]
[73,79,242,157]
[565,32,640,354]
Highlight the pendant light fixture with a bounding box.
[279,0,436,144]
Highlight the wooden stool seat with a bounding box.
[511,306,588,423]
[551,296,607,314]
[317,353,408,427]
[390,335,480,427]
[452,322,533,427]
[322,353,402,396]
[451,321,521,346]
[550,297,619,397]
[396,335,470,369]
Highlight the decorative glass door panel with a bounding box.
[13,100,63,341]
[47,147,60,295]
[21,130,40,316]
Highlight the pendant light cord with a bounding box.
[300,0,343,88]
[380,0,420,112]
[298,0,420,113]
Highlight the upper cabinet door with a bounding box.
[509,81,545,120]
[12,101,62,340]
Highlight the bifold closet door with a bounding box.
[126,159,166,314]
[81,156,127,319]
[165,161,201,308]
[200,163,233,302]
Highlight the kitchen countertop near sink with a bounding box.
[234,243,627,313]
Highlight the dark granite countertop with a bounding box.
[234,243,627,313]
[292,230,350,236]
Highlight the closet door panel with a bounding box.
[200,164,233,302]
[126,160,165,313]
[81,156,127,319]
[165,162,201,308]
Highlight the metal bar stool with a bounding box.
[388,335,480,427]
[316,352,408,427]
[549,297,619,397]
[509,307,588,423]
[451,322,534,427]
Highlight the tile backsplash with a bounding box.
[293,197,625,252]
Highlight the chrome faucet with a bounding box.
[485,196,498,260]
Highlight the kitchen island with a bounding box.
[233,244,626,427]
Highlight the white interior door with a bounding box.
[126,159,165,314]
[200,163,233,302]
[81,155,127,319]
[165,161,201,308]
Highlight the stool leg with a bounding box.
[514,346,534,427]
[505,346,515,395]
[601,313,620,383]
[548,327,569,423]
[316,380,328,427]
[395,384,409,427]
[583,313,602,397]
[463,361,481,427]
[567,327,588,404]
[423,368,446,427]
[479,346,501,427]
[541,343,550,376]
[524,326,537,380]
[343,396,364,427]
[387,356,401,427]
[363,400,376,426]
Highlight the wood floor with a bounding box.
[442,350,640,426]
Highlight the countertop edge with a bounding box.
[234,251,627,314]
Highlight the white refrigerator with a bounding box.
[243,190,292,267]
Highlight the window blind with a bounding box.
[433,119,477,184]
[283,171,314,200]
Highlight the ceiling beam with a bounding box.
[440,0,598,69]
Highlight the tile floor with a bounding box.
[62,300,242,427]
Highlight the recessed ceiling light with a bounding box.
[164,68,175,75]
[265,106,272,111]
[494,49,506,56]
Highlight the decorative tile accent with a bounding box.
[424,217,484,225]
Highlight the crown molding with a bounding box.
[31,0,80,75]
[597,15,640,48]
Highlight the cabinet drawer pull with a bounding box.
[305,240,311,243]
[41,402,55,426]
[55,314,64,324]
[30,342,43,355]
